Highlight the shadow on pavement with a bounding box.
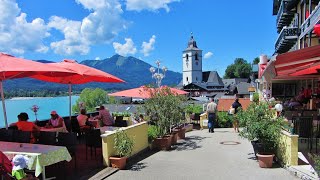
[171,135,207,151]
[126,149,158,171]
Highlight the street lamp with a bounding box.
[150,60,167,88]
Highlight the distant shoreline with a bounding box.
[10,97,50,100]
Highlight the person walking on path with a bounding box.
[231,98,242,133]
[206,98,217,133]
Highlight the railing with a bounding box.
[300,1,320,38]
[275,26,299,50]
[277,0,289,26]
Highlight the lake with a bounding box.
[0,96,79,127]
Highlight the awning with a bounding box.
[260,45,320,80]
[274,45,320,77]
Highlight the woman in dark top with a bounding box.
[231,98,242,133]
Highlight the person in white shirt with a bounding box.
[206,98,217,133]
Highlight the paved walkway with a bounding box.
[107,128,298,180]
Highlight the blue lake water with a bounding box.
[0,96,79,127]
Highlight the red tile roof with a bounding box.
[217,98,251,112]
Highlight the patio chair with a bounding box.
[37,131,57,145]
[85,129,102,160]
[0,129,14,142]
[57,132,78,169]
[12,130,31,143]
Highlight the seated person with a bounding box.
[47,111,64,128]
[94,105,114,126]
[10,112,40,143]
[289,98,302,109]
[77,109,88,127]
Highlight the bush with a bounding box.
[142,87,185,137]
[217,112,233,128]
[114,130,134,157]
[184,104,203,114]
[72,88,107,113]
[238,102,284,152]
[147,125,159,143]
[253,92,259,103]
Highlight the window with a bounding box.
[196,77,198,81]
[195,61,198,65]
[186,77,188,82]
[195,53,198,60]
[186,54,189,61]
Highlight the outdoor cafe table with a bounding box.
[40,126,68,133]
[97,126,119,134]
[88,119,100,128]
[0,141,71,180]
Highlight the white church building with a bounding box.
[181,34,228,97]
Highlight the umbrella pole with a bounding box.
[0,81,8,129]
[69,84,72,122]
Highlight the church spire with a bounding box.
[187,32,198,49]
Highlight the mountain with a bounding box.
[3,55,182,92]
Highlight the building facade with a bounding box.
[273,0,320,54]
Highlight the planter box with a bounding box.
[109,156,127,170]
[173,128,186,140]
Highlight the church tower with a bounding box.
[182,33,203,86]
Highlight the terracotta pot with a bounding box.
[153,136,171,150]
[174,128,186,139]
[109,156,127,170]
[257,153,274,168]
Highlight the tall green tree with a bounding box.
[72,88,108,113]
[224,58,252,78]
[253,57,260,64]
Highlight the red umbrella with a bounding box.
[31,59,125,120]
[290,62,320,76]
[0,53,76,128]
[108,86,188,99]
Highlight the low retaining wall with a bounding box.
[276,130,298,166]
[101,122,148,166]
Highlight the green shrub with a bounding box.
[184,104,203,114]
[147,125,159,143]
[253,92,259,103]
[217,112,233,128]
[114,130,134,157]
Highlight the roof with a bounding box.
[236,82,251,95]
[202,71,224,85]
[217,98,251,112]
[184,33,201,51]
[222,78,248,87]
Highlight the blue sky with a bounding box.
[2,0,277,76]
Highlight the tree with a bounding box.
[224,58,252,78]
[253,57,260,64]
[72,88,108,113]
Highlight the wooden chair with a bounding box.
[12,130,31,143]
[37,131,57,145]
[85,129,102,160]
[57,132,77,169]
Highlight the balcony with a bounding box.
[277,0,295,33]
[275,27,300,54]
[300,1,320,38]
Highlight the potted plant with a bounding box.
[109,130,134,169]
[147,125,160,149]
[142,87,185,150]
[238,102,284,168]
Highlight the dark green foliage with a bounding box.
[114,130,134,157]
[253,92,259,103]
[238,102,284,152]
[217,112,233,128]
[253,57,260,64]
[184,104,203,114]
[224,58,252,78]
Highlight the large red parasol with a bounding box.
[0,53,76,129]
[31,59,125,120]
[108,86,188,99]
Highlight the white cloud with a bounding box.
[126,0,179,12]
[95,57,101,60]
[113,38,137,56]
[141,35,156,56]
[0,0,49,54]
[204,52,213,59]
[48,0,128,55]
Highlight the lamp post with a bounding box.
[150,60,167,88]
